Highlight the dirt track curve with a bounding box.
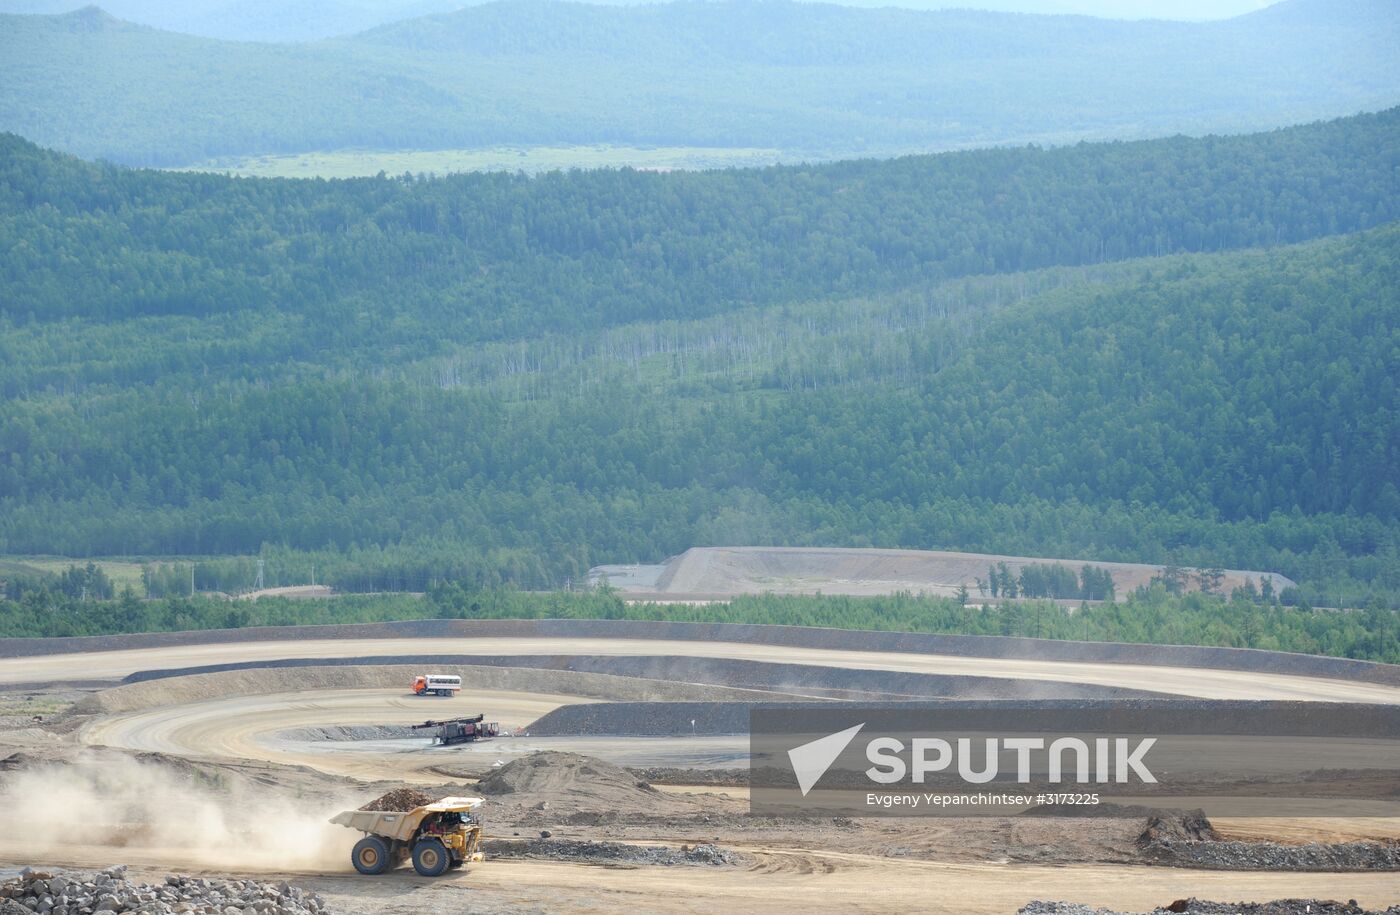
[7,636,1400,702]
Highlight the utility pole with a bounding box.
[311,564,316,588]
[190,564,195,597]
[255,558,265,591]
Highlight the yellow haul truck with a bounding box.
[331,797,484,877]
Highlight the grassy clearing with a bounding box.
[0,693,75,717]
[173,145,790,178]
[2,557,148,596]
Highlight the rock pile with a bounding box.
[1134,815,1400,871]
[1020,901,1400,915]
[1139,837,1400,870]
[1137,813,1220,844]
[357,788,434,812]
[0,867,328,915]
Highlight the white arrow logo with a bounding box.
[788,723,865,796]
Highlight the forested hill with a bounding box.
[4,108,1398,339]
[0,114,1397,607]
[1,0,1397,166]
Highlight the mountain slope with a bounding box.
[0,115,1396,605]
[3,109,1397,335]
[1,228,1394,602]
[0,0,1396,166]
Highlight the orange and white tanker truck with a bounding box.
[412,673,462,697]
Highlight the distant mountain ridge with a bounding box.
[0,0,1396,166]
[354,0,1385,58]
[350,1,1167,60]
[0,0,472,42]
[0,0,1293,44]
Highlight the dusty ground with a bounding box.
[0,630,1396,914]
[10,857,1400,915]
[2,741,1396,915]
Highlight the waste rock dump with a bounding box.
[0,866,329,915]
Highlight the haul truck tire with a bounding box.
[412,838,450,877]
[352,836,392,875]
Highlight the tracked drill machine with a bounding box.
[412,714,500,745]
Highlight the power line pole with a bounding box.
[190,564,195,597]
[255,558,265,591]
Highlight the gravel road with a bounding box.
[5,637,1398,702]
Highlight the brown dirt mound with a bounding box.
[473,751,713,816]
[359,787,435,811]
[476,751,651,797]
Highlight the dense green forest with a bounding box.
[0,0,1396,166]
[1,583,1396,664]
[5,109,1397,330]
[1,111,1397,609]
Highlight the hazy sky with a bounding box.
[0,0,1290,22]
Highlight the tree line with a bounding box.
[981,562,1116,601]
[1,584,1396,664]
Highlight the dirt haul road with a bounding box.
[334,855,1400,915]
[3,850,1399,915]
[35,631,1400,784]
[76,685,751,780]
[77,687,603,782]
[5,636,1400,702]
